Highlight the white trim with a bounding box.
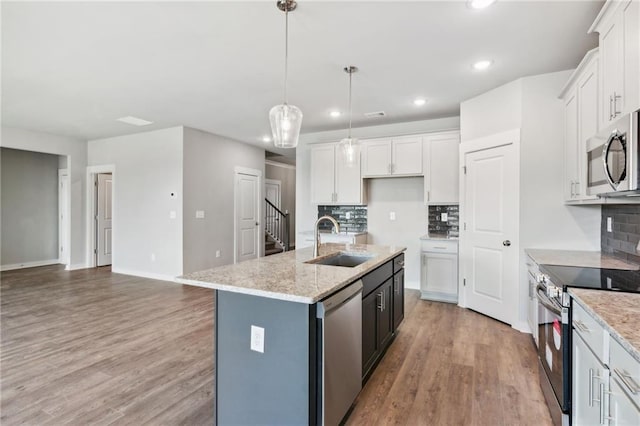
[587,0,622,34]
[233,167,263,263]
[1,259,60,271]
[557,48,599,99]
[111,267,177,283]
[512,320,531,334]
[66,263,89,271]
[58,169,70,266]
[265,159,296,170]
[85,165,115,268]
[459,128,520,153]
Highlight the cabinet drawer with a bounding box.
[420,240,458,254]
[393,253,405,274]
[610,337,640,406]
[572,301,607,364]
[361,261,393,298]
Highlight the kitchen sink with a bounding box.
[305,252,375,268]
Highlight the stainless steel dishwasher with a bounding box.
[317,280,363,426]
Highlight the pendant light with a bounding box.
[339,66,359,167]
[269,0,303,149]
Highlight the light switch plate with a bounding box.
[441,212,448,222]
[251,325,264,353]
[169,210,177,219]
[389,211,396,221]
[607,217,613,232]
[196,210,205,219]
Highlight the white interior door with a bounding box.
[58,170,70,266]
[236,172,260,263]
[461,143,518,325]
[96,173,113,266]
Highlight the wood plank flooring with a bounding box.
[1,265,551,425]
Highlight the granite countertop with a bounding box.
[176,243,405,304]
[569,288,640,363]
[526,249,640,271]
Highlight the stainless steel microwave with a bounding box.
[586,108,639,197]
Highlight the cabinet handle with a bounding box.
[614,368,640,395]
[377,291,383,311]
[570,181,575,198]
[613,92,622,118]
[425,190,430,202]
[599,383,606,425]
[575,181,580,197]
[589,368,595,407]
[609,94,614,121]
[394,277,399,294]
[574,320,590,333]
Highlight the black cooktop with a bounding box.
[540,265,640,293]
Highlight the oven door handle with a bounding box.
[536,285,562,316]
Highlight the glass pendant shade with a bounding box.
[270,103,303,148]
[339,137,360,167]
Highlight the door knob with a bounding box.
[255,222,259,226]
[503,240,511,247]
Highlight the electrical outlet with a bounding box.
[150,253,156,262]
[169,210,177,219]
[346,212,352,220]
[607,217,613,233]
[215,250,221,258]
[441,212,448,222]
[389,211,396,221]
[250,325,265,353]
[196,210,205,219]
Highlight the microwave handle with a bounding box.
[602,131,627,191]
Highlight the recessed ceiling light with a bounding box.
[472,60,493,71]
[469,0,496,9]
[262,135,272,143]
[116,116,153,126]
[329,110,341,118]
[413,98,427,106]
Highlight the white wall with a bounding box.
[460,70,601,331]
[1,148,60,267]
[296,117,460,244]
[366,177,425,289]
[182,127,265,274]
[88,127,184,279]
[1,127,87,268]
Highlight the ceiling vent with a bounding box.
[364,111,386,118]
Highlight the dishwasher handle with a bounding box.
[317,280,363,317]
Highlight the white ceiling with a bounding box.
[2,1,601,156]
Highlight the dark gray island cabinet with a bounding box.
[177,244,406,425]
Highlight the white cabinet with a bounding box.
[362,137,422,177]
[423,131,460,204]
[560,49,600,203]
[590,0,640,128]
[526,256,539,345]
[310,143,364,205]
[420,239,458,304]
[319,232,367,245]
[609,378,640,425]
[573,330,610,426]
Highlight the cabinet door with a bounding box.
[362,289,379,378]
[362,140,392,177]
[577,59,599,200]
[335,143,363,204]
[600,16,623,127]
[310,144,336,204]
[622,0,640,115]
[377,279,394,350]
[610,378,640,425]
[424,133,459,204]
[564,88,580,202]
[573,331,609,426]
[421,252,458,302]
[393,269,404,331]
[391,137,422,175]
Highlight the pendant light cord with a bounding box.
[348,68,353,138]
[284,7,289,105]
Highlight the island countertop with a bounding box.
[176,243,406,304]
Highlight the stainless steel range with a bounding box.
[534,264,640,426]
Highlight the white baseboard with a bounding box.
[404,279,420,290]
[1,259,60,271]
[512,320,531,334]
[66,263,89,271]
[111,267,178,283]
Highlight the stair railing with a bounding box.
[265,198,290,252]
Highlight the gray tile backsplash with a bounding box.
[601,205,640,265]
[428,205,459,238]
[317,205,367,233]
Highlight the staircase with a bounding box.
[265,198,290,256]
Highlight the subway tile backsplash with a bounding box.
[601,205,640,265]
[317,205,367,233]
[428,205,459,238]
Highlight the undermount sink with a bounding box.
[305,252,375,268]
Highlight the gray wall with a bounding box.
[366,177,425,289]
[266,162,296,247]
[88,127,184,278]
[183,127,265,274]
[1,148,60,266]
[1,127,87,268]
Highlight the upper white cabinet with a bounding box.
[362,137,422,177]
[590,0,640,128]
[423,131,460,204]
[310,142,364,205]
[559,49,600,203]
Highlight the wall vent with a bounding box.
[364,111,386,118]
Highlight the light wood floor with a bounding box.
[1,265,551,425]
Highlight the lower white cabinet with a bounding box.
[420,239,458,303]
[573,330,609,425]
[609,378,640,425]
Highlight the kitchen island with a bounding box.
[177,243,406,425]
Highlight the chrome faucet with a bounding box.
[314,215,340,258]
